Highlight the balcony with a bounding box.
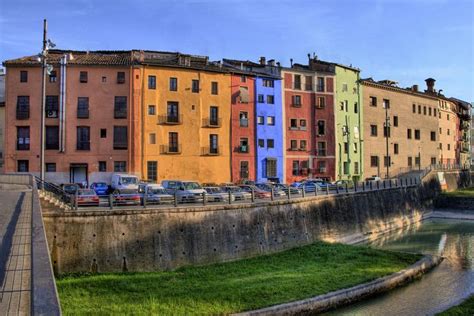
[160,144,182,154]
[158,114,183,125]
[202,117,222,128]
[201,146,222,156]
[461,121,470,130]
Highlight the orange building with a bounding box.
[3,50,132,185]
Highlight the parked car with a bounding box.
[365,176,382,186]
[333,180,354,190]
[220,185,252,200]
[255,183,286,197]
[112,189,141,206]
[273,183,301,195]
[111,173,140,190]
[138,183,174,205]
[90,182,109,196]
[238,184,271,199]
[204,187,234,202]
[162,180,206,203]
[61,183,79,195]
[74,189,100,207]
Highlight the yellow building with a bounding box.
[134,52,232,184]
[438,98,458,165]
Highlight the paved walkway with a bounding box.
[0,185,32,315]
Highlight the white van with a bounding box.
[111,173,140,190]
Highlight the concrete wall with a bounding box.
[43,177,440,274]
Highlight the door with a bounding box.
[70,164,88,186]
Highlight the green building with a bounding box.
[334,64,363,182]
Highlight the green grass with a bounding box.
[438,295,474,315]
[441,187,474,197]
[56,242,420,315]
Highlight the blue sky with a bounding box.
[1,0,472,101]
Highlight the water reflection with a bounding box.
[327,219,474,316]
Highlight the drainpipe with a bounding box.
[59,54,67,152]
[357,71,363,180]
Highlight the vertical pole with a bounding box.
[143,192,147,208]
[40,19,47,185]
[326,184,329,195]
[270,188,274,201]
[251,189,255,203]
[203,192,206,206]
[174,191,178,207]
[228,191,232,205]
[108,194,113,210]
[354,181,357,192]
[362,181,365,191]
[287,187,290,200]
[302,186,305,198]
[345,182,348,193]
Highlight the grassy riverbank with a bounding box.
[441,187,474,197]
[438,295,474,315]
[56,242,420,315]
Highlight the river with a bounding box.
[329,219,474,315]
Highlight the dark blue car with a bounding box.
[90,182,109,196]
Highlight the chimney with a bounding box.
[425,78,436,93]
[276,62,281,67]
[267,59,275,66]
[259,56,266,65]
[290,58,293,67]
[412,84,418,92]
[307,53,311,63]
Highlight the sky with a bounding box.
[0,0,473,101]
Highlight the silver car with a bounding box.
[221,186,252,200]
[204,187,235,202]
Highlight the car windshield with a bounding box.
[64,185,77,191]
[149,188,166,194]
[182,182,202,190]
[121,177,138,185]
[256,184,271,190]
[95,183,107,188]
[228,187,242,192]
[117,189,138,195]
[78,189,95,195]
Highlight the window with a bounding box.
[114,161,126,172]
[263,79,274,87]
[46,95,59,118]
[239,86,249,103]
[17,160,29,172]
[192,79,200,93]
[257,116,264,125]
[394,143,399,154]
[267,95,274,104]
[423,106,427,115]
[210,106,219,126]
[102,76,107,83]
[439,143,443,150]
[294,75,301,89]
[344,142,349,154]
[415,129,420,140]
[383,126,390,137]
[370,96,377,107]
[354,162,359,174]
[408,157,413,167]
[370,156,379,167]
[211,81,218,95]
[292,95,301,106]
[370,124,378,136]
[267,116,275,125]
[114,126,128,150]
[209,134,219,154]
[429,107,432,116]
[147,161,158,182]
[418,105,421,114]
[447,129,450,136]
[340,101,346,111]
[148,105,156,115]
[431,157,437,165]
[299,119,307,130]
[79,71,88,83]
[240,75,246,83]
[314,97,324,108]
[305,76,313,90]
[300,140,307,150]
[239,138,249,153]
[434,108,437,116]
[267,139,274,148]
[169,132,179,153]
[292,161,300,176]
[290,119,298,129]
[117,72,125,84]
[415,156,420,166]
[413,104,416,113]
[240,161,249,179]
[383,99,390,109]
[317,142,326,156]
[100,129,107,138]
[393,116,398,127]
[354,143,358,153]
[149,133,156,144]
[45,163,56,172]
[258,94,264,103]
[99,161,107,172]
[430,131,436,141]
[407,129,412,139]
[439,127,442,134]
[49,71,57,83]
[343,162,350,175]
[45,126,59,150]
[384,156,391,167]
[20,71,28,82]
[316,77,325,92]
[77,97,89,118]
[239,112,248,127]
[448,144,451,151]
[76,126,90,150]
[266,158,277,178]
[148,75,156,89]
[290,140,297,150]
[342,83,348,92]
[258,139,264,147]
[169,77,178,91]
[317,161,326,173]
[17,127,30,150]
[114,96,127,118]
[16,96,30,120]
[166,102,180,123]
[354,102,358,113]
[317,120,325,135]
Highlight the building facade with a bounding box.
[0,70,5,172]
[437,97,458,165]
[334,64,363,182]
[361,79,439,178]
[3,50,132,184]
